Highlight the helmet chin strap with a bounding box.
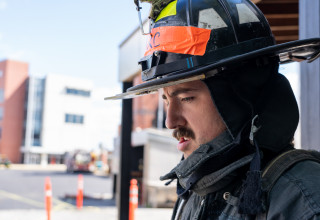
[237,115,265,215]
[249,115,261,145]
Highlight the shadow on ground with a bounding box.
[61,196,115,207]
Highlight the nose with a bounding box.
[165,102,186,129]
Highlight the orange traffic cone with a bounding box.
[45,177,52,220]
[129,179,139,220]
[76,174,84,209]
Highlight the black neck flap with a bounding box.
[203,59,299,152]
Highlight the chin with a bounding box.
[183,152,191,159]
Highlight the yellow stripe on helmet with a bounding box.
[155,0,177,22]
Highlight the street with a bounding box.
[0,166,114,210]
[0,166,173,220]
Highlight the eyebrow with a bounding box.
[162,88,198,100]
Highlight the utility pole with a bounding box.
[117,81,133,220]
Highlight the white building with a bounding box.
[115,23,182,208]
[42,74,93,157]
[22,74,120,165]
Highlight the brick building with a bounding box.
[132,76,160,130]
[0,60,28,163]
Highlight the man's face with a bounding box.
[162,80,226,158]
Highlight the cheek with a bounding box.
[187,113,211,135]
[191,103,226,139]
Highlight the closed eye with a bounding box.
[181,97,194,102]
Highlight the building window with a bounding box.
[65,88,91,97]
[0,107,3,120]
[0,89,4,102]
[65,114,84,124]
[0,70,3,77]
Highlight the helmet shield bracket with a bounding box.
[139,51,168,81]
[134,0,152,35]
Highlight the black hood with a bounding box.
[204,59,299,153]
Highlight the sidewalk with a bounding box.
[6,164,67,171]
[6,164,109,176]
[0,207,172,220]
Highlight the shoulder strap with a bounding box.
[261,149,320,193]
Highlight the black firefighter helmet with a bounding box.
[105,0,320,100]
[105,0,320,153]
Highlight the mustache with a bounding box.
[172,127,195,141]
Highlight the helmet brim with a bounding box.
[105,38,320,100]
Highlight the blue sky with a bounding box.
[0,0,151,150]
[0,0,150,88]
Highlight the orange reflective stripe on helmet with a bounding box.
[144,26,211,56]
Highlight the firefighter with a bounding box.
[106,0,320,219]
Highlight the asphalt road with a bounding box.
[0,168,114,210]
